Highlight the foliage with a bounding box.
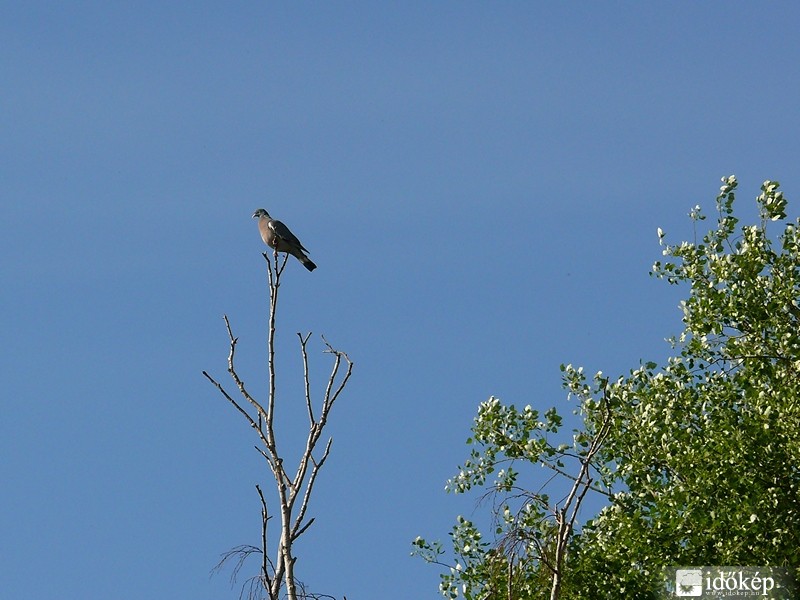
[412,373,612,600]
[569,176,800,596]
[415,177,800,599]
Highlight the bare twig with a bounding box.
[299,333,315,424]
[256,484,273,592]
[292,437,333,540]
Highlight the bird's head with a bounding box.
[252,208,270,219]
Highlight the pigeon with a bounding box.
[252,209,317,272]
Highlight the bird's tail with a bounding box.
[301,255,317,272]
[289,247,317,271]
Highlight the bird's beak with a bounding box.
[252,212,259,219]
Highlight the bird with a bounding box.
[252,209,317,271]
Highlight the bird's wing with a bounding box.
[269,219,308,252]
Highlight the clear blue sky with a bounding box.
[2,2,799,598]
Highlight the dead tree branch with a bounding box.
[205,249,353,600]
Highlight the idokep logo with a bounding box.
[675,569,703,597]
[664,566,795,599]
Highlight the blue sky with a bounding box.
[2,2,799,598]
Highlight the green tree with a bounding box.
[569,176,800,597]
[412,388,613,600]
[415,177,800,599]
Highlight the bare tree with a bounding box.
[203,250,353,600]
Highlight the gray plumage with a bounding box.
[252,208,317,272]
